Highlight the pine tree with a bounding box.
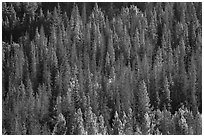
[52,113,67,135]
[179,37,188,101]
[74,108,86,135]
[122,108,133,134]
[84,107,98,134]
[14,44,24,84]
[193,112,202,135]
[108,31,115,66]
[137,80,150,121]
[112,111,123,135]
[160,106,172,134]
[30,41,37,86]
[70,4,83,42]
[142,112,151,134]
[163,77,171,110]
[82,3,87,25]
[189,54,198,117]
[26,78,38,135]
[98,115,107,135]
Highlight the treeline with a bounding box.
[2,2,148,43]
[2,2,202,135]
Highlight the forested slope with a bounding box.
[2,2,202,135]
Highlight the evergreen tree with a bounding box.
[163,76,171,110]
[112,111,123,135]
[73,108,86,135]
[189,54,198,117]
[137,80,150,122]
[98,115,107,135]
[84,107,98,135]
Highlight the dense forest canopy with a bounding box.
[2,2,202,135]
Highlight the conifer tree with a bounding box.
[113,111,123,135]
[193,112,202,135]
[142,112,151,134]
[189,54,198,117]
[137,80,150,123]
[52,113,67,135]
[163,77,171,110]
[74,108,86,135]
[70,4,83,42]
[14,44,24,84]
[126,108,134,134]
[82,3,87,25]
[98,115,107,135]
[160,106,172,134]
[84,107,98,134]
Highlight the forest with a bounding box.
[2,2,202,135]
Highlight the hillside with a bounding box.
[2,2,202,135]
